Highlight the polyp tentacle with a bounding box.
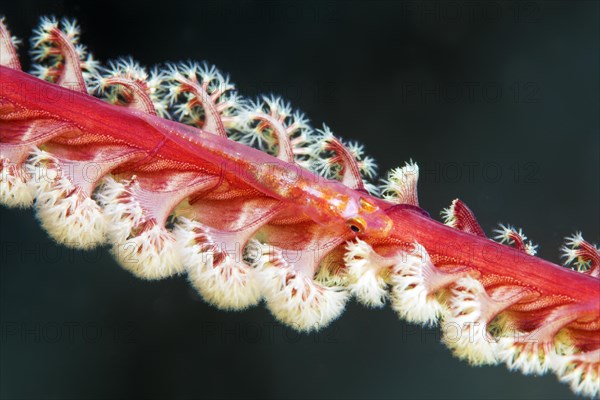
[25,145,141,248]
[441,199,486,237]
[255,222,351,331]
[97,172,219,279]
[163,62,239,137]
[497,303,592,376]
[90,58,165,116]
[175,195,284,310]
[234,96,312,165]
[552,349,600,398]
[494,224,538,256]
[30,17,97,93]
[0,118,80,208]
[562,233,600,278]
[312,125,369,191]
[381,161,420,207]
[343,238,390,307]
[441,277,531,366]
[0,18,21,71]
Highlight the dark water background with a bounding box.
[0,1,598,399]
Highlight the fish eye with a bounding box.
[346,216,366,234]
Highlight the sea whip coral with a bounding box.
[0,17,598,397]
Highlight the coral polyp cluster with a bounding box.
[0,17,598,398]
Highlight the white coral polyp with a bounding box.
[380,161,419,204]
[0,160,35,208]
[112,223,182,280]
[257,246,349,332]
[174,217,261,310]
[553,350,600,398]
[98,176,182,279]
[314,262,348,287]
[96,176,144,243]
[26,150,106,249]
[441,276,499,366]
[389,244,444,326]
[36,188,106,249]
[497,337,555,376]
[344,239,388,308]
